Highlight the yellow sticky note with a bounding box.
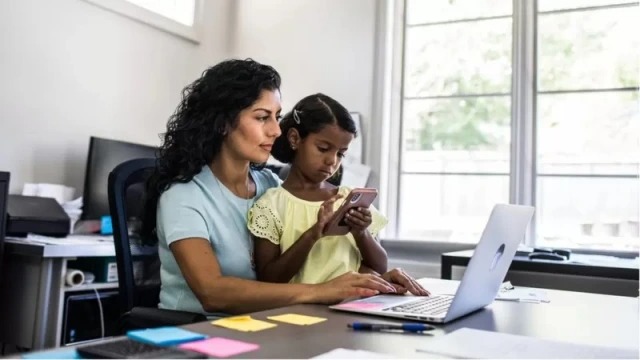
[211,315,277,332]
[267,313,327,326]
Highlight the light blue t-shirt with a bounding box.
[156,165,281,315]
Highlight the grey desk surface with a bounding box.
[13,281,639,358]
[178,284,639,358]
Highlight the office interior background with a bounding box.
[0,0,638,294]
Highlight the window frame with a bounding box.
[378,0,639,255]
[82,0,203,43]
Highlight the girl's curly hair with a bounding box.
[141,59,281,243]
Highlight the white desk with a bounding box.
[0,237,154,350]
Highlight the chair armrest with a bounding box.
[121,306,207,331]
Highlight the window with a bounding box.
[390,0,639,252]
[83,0,201,42]
[124,0,196,26]
[536,1,639,251]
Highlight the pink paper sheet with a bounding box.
[179,337,259,358]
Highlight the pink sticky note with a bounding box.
[334,302,383,310]
[179,337,259,358]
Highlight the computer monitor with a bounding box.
[81,137,157,220]
[0,171,9,278]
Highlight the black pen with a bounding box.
[348,322,435,333]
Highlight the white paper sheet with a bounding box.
[417,328,639,359]
[313,347,452,359]
[24,233,113,245]
[496,287,550,303]
[312,348,391,359]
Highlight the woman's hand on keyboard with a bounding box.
[381,268,430,296]
[310,271,396,304]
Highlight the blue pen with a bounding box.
[348,322,435,333]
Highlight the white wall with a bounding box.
[0,0,381,195]
[230,0,379,163]
[0,0,232,194]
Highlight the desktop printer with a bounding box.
[6,195,70,237]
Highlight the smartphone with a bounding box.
[323,188,378,236]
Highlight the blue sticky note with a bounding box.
[127,326,207,346]
[22,349,80,359]
[100,215,113,235]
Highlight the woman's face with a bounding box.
[225,89,282,164]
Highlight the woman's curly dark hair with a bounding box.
[141,59,281,243]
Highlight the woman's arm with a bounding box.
[171,238,395,314]
[254,229,320,283]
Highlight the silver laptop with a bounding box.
[331,204,535,324]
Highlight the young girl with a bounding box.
[248,94,427,296]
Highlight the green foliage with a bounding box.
[417,92,509,151]
[410,8,637,152]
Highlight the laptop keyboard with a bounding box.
[388,296,453,316]
[76,338,206,359]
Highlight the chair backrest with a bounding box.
[108,158,157,315]
[0,172,9,280]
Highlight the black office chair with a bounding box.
[108,158,205,332]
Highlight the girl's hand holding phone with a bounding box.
[311,194,343,238]
[345,207,373,236]
[323,188,378,236]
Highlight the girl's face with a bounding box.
[225,89,282,164]
[294,123,354,183]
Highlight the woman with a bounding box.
[142,59,426,316]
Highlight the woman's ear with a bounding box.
[287,128,301,150]
[214,114,229,136]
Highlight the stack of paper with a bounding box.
[417,328,638,359]
[23,234,113,245]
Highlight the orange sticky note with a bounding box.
[267,313,327,325]
[211,315,276,332]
